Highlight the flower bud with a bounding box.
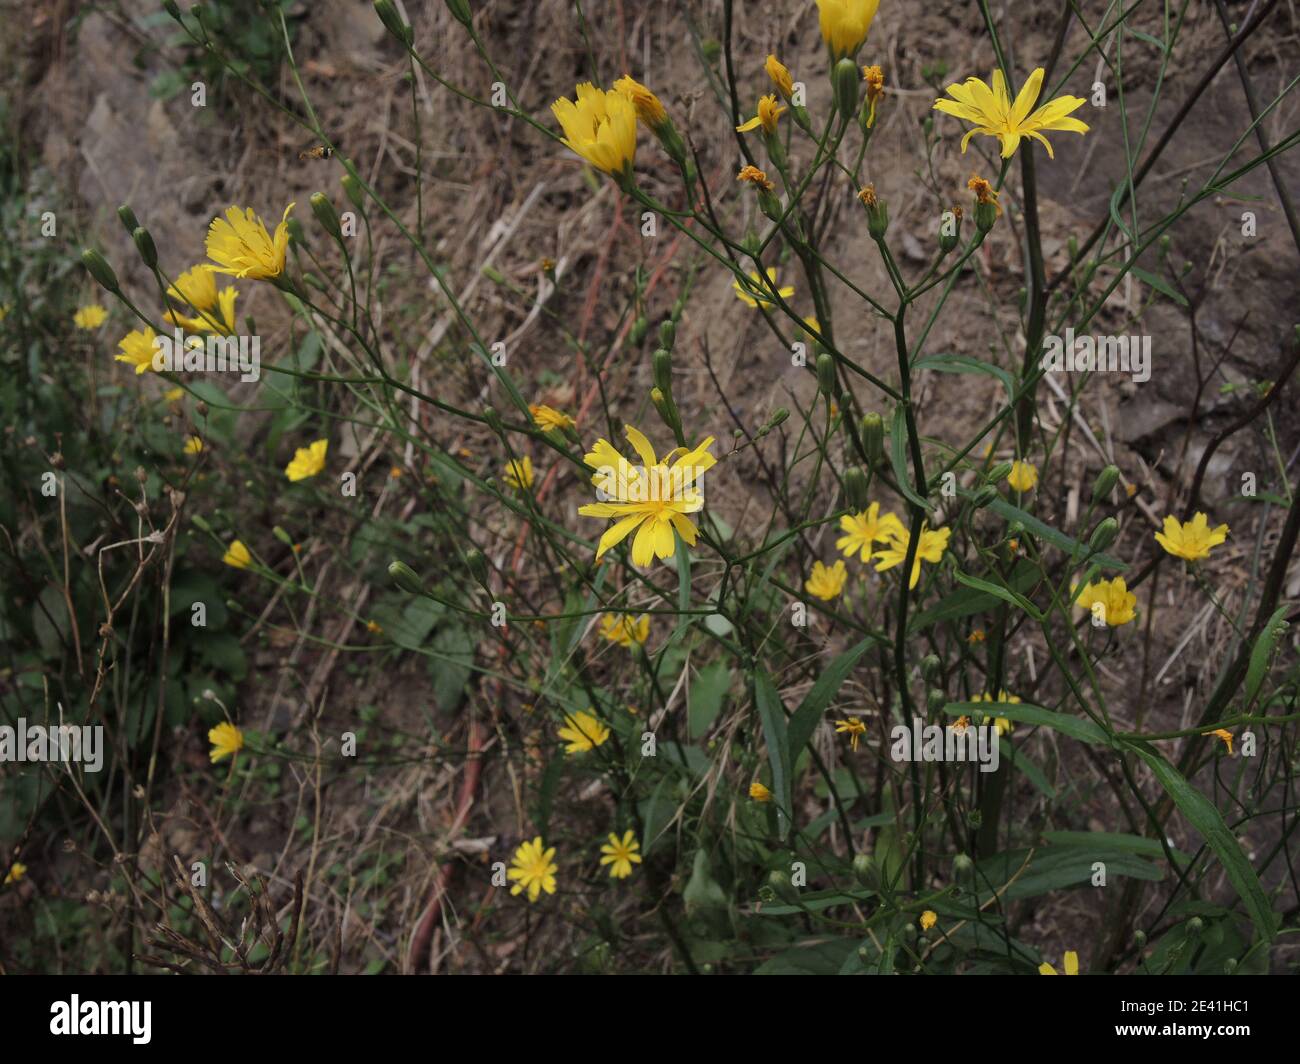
[374,0,413,45]
[976,199,998,233]
[80,249,120,293]
[466,548,489,587]
[444,0,472,25]
[652,348,673,394]
[927,689,946,713]
[767,869,798,904]
[162,0,182,20]
[310,192,342,239]
[658,319,675,350]
[861,413,884,469]
[190,514,213,533]
[650,387,679,434]
[987,461,1013,483]
[388,560,425,595]
[952,852,974,881]
[131,227,157,269]
[832,58,859,118]
[272,526,294,547]
[921,654,941,682]
[972,485,997,509]
[1132,929,1147,948]
[756,408,789,438]
[341,173,365,210]
[117,205,140,234]
[844,466,870,511]
[938,208,962,254]
[1091,464,1120,504]
[1089,517,1119,553]
[629,316,648,347]
[483,405,503,434]
[1187,916,1204,936]
[852,852,879,889]
[816,352,838,398]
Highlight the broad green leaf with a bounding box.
[944,702,1115,747]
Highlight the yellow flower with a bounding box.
[873,525,951,589]
[530,404,575,433]
[749,781,772,802]
[206,203,295,280]
[765,54,794,99]
[503,456,534,490]
[975,692,1020,735]
[733,267,794,308]
[1039,950,1079,975]
[1007,460,1038,493]
[599,613,650,648]
[168,264,218,310]
[968,628,986,644]
[1154,512,1229,562]
[1204,728,1234,756]
[815,0,881,59]
[805,559,848,601]
[557,709,610,755]
[166,284,239,335]
[507,836,558,902]
[837,502,906,562]
[920,910,937,931]
[834,717,867,751]
[1073,577,1137,627]
[933,68,1089,159]
[73,304,107,329]
[736,94,786,135]
[183,435,204,455]
[613,75,667,129]
[163,387,184,402]
[222,540,251,569]
[115,327,158,375]
[285,438,328,482]
[4,862,26,885]
[599,829,642,879]
[578,425,716,568]
[950,715,971,733]
[737,165,774,191]
[208,721,244,763]
[366,619,384,634]
[552,83,638,177]
[862,64,885,127]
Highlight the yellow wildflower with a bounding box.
[920,910,937,931]
[1039,950,1079,975]
[221,540,251,569]
[737,164,774,191]
[557,709,610,755]
[749,781,772,802]
[805,559,848,601]
[1074,577,1137,627]
[599,613,650,648]
[873,525,951,589]
[1204,728,1234,756]
[736,94,785,136]
[4,862,26,885]
[1007,460,1038,492]
[208,721,244,763]
[552,83,638,177]
[530,404,575,433]
[613,75,667,129]
[507,836,558,902]
[733,267,794,308]
[285,438,328,482]
[115,327,158,375]
[837,502,905,562]
[863,64,885,127]
[183,436,204,455]
[1154,513,1229,562]
[599,830,642,879]
[503,456,534,490]
[73,304,107,330]
[968,628,986,644]
[815,0,881,60]
[766,54,794,100]
[834,717,867,751]
[206,204,294,280]
[934,68,1088,159]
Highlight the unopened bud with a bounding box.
[816,352,838,397]
[341,173,365,210]
[466,548,489,587]
[629,316,648,347]
[861,413,884,469]
[80,249,120,293]
[132,227,157,269]
[658,319,676,350]
[117,205,140,234]
[1091,464,1120,504]
[310,192,342,239]
[1089,517,1118,553]
[388,560,425,595]
[652,348,673,394]
[844,466,870,511]
[832,58,859,118]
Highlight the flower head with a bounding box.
[934,68,1089,159]
[285,439,328,482]
[1154,513,1229,562]
[168,264,218,310]
[837,502,905,562]
[766,54,794,99]
[206,203,294,280]
[578,425,715,568]
[115,327,158,375]
[815,0,881,60]
[599,613,650,648]
[183,435,204,455]
[508,836,558,902]
[736,94,786,136]
[222,540,251,569]
[1007,460,1038,493]
[1205,728,1234,756]
[975,691,1020,735]
[737,165,774,192]
[503,456,534,490]
[749,781,772,802]
[552,83,638,177]
[167,281,239,335]
[530,404,575,433]
[1073,577,1137,627]
[805,559,848,601]
[863,64,885,127]
[733,267,794,308]
[208,721,244,763]
[613,75,667,129]
[4,862,26,885]
[74,304,107,330]
[1039,950,1079,975]
[599,830,642,879]
[557,709,610,755]
[920,910,937,931]
[834,717,867,751]
[873,525,951,589]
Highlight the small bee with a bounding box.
[298,144,334,161]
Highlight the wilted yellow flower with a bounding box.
[552,83,638,177]
[73,304,107,330]
[503,456,534,490]
[1155,513,1229,562]
[968,628,986,644]
[558,709,610,755]
[285,438,328,482]
[736,94,786,136]
[862,64,885,127]
[934,68,1088,159]
[221,540,251,569]
[206,204,294,280]
[599,613,650,648]
[599,830,642,879]
[508,836,558,902]
[815,0,881,59]
[950,715,971,733]
[837,502,905,562]
[834,717,867,751]
[874,525,951,589]
[183,436,204,455]
[1204,728,1234,755]
[749,781,772,802]
[4,862,26,885]
[208,721,244,763]
[1007,460,1038,493]
[920,910,937,931]
[737,164,774,191]
[1039,950,1079,975]
[115,327,158,375]
[579,425,716,568]
[613,75,667,129]
[805,559,848,601]
[530,404,575,433]
[366,619,383,634]
[733,267,794,308]
[765,54,794,99]
[1074,577,1137,627]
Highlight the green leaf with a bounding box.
[1122,740,1277,944]
[1243,606,1288,708]
[754,671,793,838]
[889,404,929,510]
[913,352,1015,401]
[985,497,1127,570]
[689,662,732,739]
[1131,266,1188,307]
[754,938,859,974]
[944,702,1115,747]
[787,637,875,759]
[953,569,1043,620]
[908,560,1042,634]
